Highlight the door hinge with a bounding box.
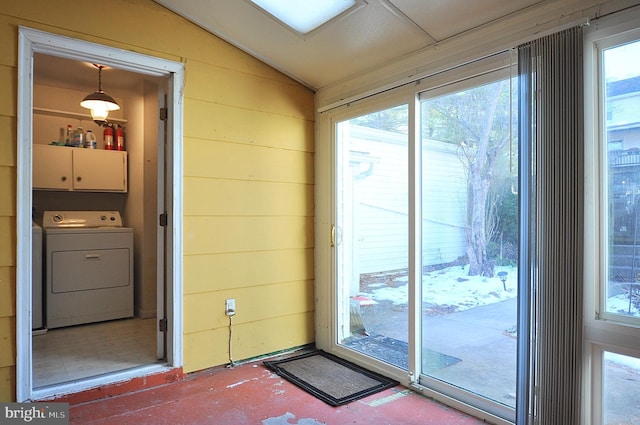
[159,107,168,121]
[159,318,168,332]
[159,212,168,227]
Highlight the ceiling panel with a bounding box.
[391,0,547,41]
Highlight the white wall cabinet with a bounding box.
[33,144,128,192]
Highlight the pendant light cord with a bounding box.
[96,65,104,92]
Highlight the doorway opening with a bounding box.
[16,27,184,401]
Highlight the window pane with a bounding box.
[604,40,640,320]
[336,105,409,368]
[420,77,518,407]
[603,351,640,424]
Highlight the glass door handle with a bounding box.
[331,224,342,247]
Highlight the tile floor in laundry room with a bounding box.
[33,317,158,388]
[66,352,486,425]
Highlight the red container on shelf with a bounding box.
[103,125,114,150]
[115,125,125,151]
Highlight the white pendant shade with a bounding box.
[80,65,120,122]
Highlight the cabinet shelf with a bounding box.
[33,107,128,125]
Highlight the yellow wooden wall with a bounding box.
[0,0,315,401]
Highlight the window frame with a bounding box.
[596,31,640,327]
[583,9,640,425]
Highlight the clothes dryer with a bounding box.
[43,211,134,329]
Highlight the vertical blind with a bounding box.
[518,26,584,425]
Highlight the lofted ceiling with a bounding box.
[153,0,546,90]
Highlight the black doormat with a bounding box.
[264,350,398,406]
[343,335,462,372]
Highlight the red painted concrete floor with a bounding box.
[69,358,486,425]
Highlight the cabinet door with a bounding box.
[72,149,127,192]
[32,144,73,190]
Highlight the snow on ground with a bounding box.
[362,263,640,318]
[358,263,640,371]
[607,294,640,316]
[363,264,517,312]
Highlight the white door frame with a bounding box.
[16,27,184,402]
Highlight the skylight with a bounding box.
[250,0,358,35]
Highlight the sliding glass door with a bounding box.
[335,105,410,369]
[333,67,518,420]
[419,76,518,413]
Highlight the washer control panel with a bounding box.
[42,211,123,228]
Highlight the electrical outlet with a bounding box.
[225,298,236,316]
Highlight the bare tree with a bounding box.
[424,80,513,276]
[353,83,514,277]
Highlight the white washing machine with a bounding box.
[43,211,134,329]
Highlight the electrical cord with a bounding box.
[227,315,235,368]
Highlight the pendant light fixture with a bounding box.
[80,64,120,123]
